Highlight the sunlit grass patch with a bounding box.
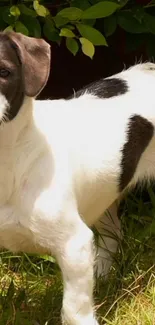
[0,186,155,324]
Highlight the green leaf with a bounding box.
[43,19,61,42]
[15,21,29,36]
[4,25,14,32]
[143,13,155,35]
[71,0,90,10]
[82,1,120,19]
[40,255,56,263]
[60,28,75,38]
[54,15,69,28]
[57,7,83,21]
[33,0,39,11]
[81,19,96,27]
[3,7,17,25]
[66,25,75,30]
[20,15,41,37]
[118,12,148,34]
[46,7,50,16]
[35,4,47,17]
[119,0,129,8]
[77,24,107,46]
[66,38,79,55]
[104,14,117,37]
[18,4,36,17]
[10,5,20,17]
[80,37,95,58]
[132,6,145,23]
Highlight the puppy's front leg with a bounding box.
[33,190,99,325]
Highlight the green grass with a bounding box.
[1,186,155,325]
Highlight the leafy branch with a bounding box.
[1,0,155,59]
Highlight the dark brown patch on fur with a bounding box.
[0,31,50,121]
[119,115,154,191]
[72,78,128,99]
[9,32,51,97]
[0,33,24,120]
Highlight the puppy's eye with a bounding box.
[0,69,10,78]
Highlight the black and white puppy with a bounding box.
[0,31,154,325]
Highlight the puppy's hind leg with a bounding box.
[95,200,122,278]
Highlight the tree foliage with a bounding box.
[0,0,155,58]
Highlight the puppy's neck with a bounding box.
[0,97,34,143]
[0,96,34,146]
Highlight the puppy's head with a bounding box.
[0,31,51,121]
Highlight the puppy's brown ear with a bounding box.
[7,32,51,97]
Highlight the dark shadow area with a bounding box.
[39,30,148,100]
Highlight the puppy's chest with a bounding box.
[0,139,52,253]
[0,141,37,204]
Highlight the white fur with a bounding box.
[1,62,155,324]
[0,93,9,120]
